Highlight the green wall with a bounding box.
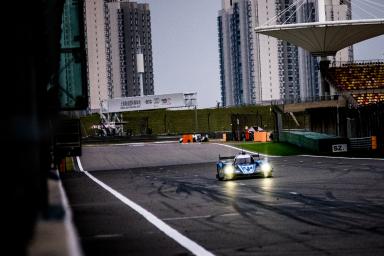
[80,105,276,137]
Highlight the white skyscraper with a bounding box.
[218,0,353,106]
[84,0,109,111]
[218,0,280,106]
[84,0,154,112]
[256,0,281,103]
[105,1,154,99]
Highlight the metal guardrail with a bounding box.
[283,95,339,105]
[220,96,339,108]
[330,60,384,67]
[349,137,371,150]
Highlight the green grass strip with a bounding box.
[231,142,311,156]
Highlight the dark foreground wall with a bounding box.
[3,1,67,255]
[298,104,384,153]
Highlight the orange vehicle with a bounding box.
[181,134,193,143]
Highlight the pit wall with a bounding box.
[279,130,349,153]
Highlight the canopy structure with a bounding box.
[255,19,384,56]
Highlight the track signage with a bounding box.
[332,144,348,153]
[102,93,196,113]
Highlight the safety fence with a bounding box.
[349,137,372,150]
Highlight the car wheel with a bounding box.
[217,171,224,181]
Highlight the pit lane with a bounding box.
[61,142,384,256]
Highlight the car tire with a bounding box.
[217,171,224,181]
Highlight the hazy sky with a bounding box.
[138,0,384,108]
[352,0,384,60]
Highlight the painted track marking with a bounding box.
[76,157,215,256]
[215,143,384,161]
[213,143,280,157]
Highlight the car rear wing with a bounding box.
[219,155,235,160]
[251,154,260,158]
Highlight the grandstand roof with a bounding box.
[255,19,384,56]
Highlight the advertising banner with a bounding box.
[105,93,188,113]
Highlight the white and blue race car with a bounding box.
[216,151,273,181]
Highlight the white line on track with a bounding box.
[154,141,179,144]
[299,154,384,161]
[215,143,384,161]
[213,143,280,157]
[76,157,215,256]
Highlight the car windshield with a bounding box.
[235,157,253,164]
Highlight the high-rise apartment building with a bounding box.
[106,1,154,98]
[84,0,109,111]
[218,0,280,106]
[296,0,320,101]
[218,0,353,107]
[256,0,281,104]
[218,0,248,106]
[276,0,302,103]
[84,0,154,111]
[277,0,319,102]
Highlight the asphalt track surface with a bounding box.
[61,142,384,256]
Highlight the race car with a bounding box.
[216,151,273,181]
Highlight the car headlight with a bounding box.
[224,165,235,174]
[261,163,272,174]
